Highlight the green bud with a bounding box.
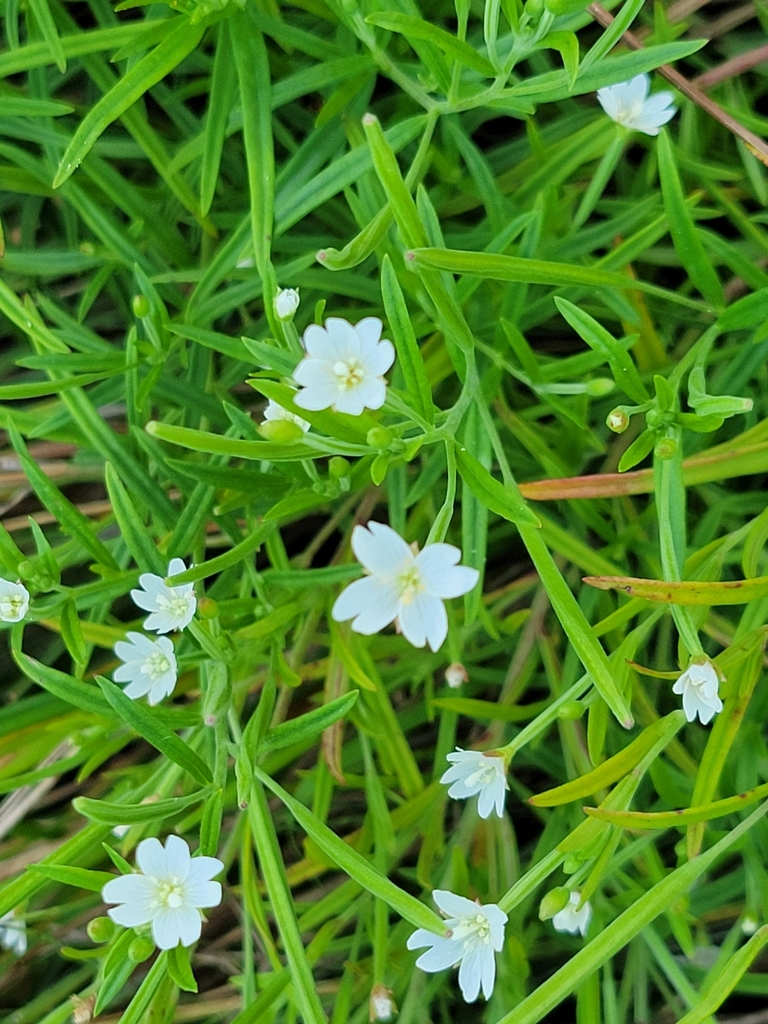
[87,917,115,943]
[645,407,665,429]
[329,456,351,479]
[557,700,586,721]
[654,436,678,460]
[526,0,544,14]
[132,294,150,318]
[539,887,570,921]
[585,377,615,398]
[79,241,96,257]
[366,426,393,449]
[128,936,155,963]
[259,419,304,443]
[197,596,219,620]
[606,408,629,434]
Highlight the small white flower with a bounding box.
[742,914,759,936]
[0,910,27,956]
[406,890,507,1003]
[445,662,468,689]
[440,748,508,819]
[131,558,196,634]
[293,317,395,416]
[369,984,396,1021]
[597,74,677,136]
[113,632,178,705]
[102,835,223,951]
[275,287,300,320]
[263,399,310,433]
[0,578,30,623]
[672,659,723,725]
[331,522,479,652]
[552,891,591,937]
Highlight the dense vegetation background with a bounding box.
[2,0,768,1021]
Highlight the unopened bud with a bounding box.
[585,377,615,397]
[329,456,351,479]
[606,408,629,433]
[128,936,155,962]
[260,419,305,443]
[367,426,393,449]
[87,917,115,943]
[370,985,396,1021]
[132,294,150,318]
[654,436,678,460]
[539,887,569,921]
[557,700,586,720]
[742,914,760,936]
[79,242,95,257]
[274,287,300,321]
[197,596,219,620]
[445,662,468,689]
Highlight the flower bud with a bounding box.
[274,287,300,321]
[132,294,150,318]
[557,700,586,720]
[259,419,305,443]
[329,456,351,479]
[369,984,396,1021]
[367,426,393,449]
[445,662,468,689]
[128,936,155,963]
[539,887,570,921]
[606,408,629,433]
[197,596,219,620]
[79,242,95,257]
[742,914,759,936]
[654,436,678,460]
[585,377,615,397]
[645,407,666,429]
[87,917,115,943]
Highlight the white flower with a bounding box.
[0,910,27,956]
[331,522,479,652]
[0,578,30,623]
[552,891,591,937]
[445,662,468,689]
[370,984,396,1021]
[102,835,223,950]
[406,890,507,1003]
[275,287,300,320]
[440,748,508,819]
[293,317,395,416]
[263,399,310,432]
[131,558,196,634]
[113,632,178,705]
[672,659,723,725]
[597,74,677,136]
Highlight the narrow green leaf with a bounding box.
[73,791,206,825]
[26,0,66,72]
[455,445,540,527]
[676,927,768,1024]
[146,420,337,461]
[260,691,359,756]
[381,254,434,424]
[105,462,166,575]
[14,651,116,719]
[365,12,495,76]
[583,572,768,605]
[200,20,237,216]
[167,945,197,993]
[28,864,114,891]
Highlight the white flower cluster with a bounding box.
[112,558,196,706]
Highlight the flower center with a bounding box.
[157,593,191,621]
[396,565,424,604]
[0,596,24,618]
[332,359,365,389]
[450,912,492,951]
[143,650,172,681]
[465,757,502,788]
[154,879,185,910]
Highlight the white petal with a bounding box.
[414,937,463,972]
[107,902,157,929]
[351,522,412,577]
[596,86,620,120]
[353,317,383,353]
[175,906,204,947]
[187,856,225,885]
[345,376,387,412]
[166,558,187,579]
[142,610,176,634]
[399,592,448,652]
[164,835,192,880]
[364,339,395,375]
[102,873,156,904]
[131,587,161,613]
[135,837,169,879]
[323,317,361,362]
[122,677,154,699]
[432,890,479,919]
[458,946,484,1002]
[294,379,341,412]
[152,907,183,950]
[332,577,401,635]
[480,944,497,999]
[302,323,329,358]
[417,545,478,598]
[185,880,222,909]
[333,387,371,416]
[406,927,436,951]
[485,904,509,947]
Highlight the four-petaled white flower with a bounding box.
[0,578,30,623]
[275,287,300,320]
[263,399,310,433]
[131,558,196,634]
[101,835,223,950]
[0,910,27,956]
[440,748,508,819]
[293,317,395,416]
[597,74,677,136]
[332,522,479,652]
[113,632,178,705]
[407,890,507,1003]
[673,659,723,725]
[552,891,592,937]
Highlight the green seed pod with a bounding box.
[557,700,586,721]
[585,377,615,398]
[128,936,155,963]
[132,294,150,318]
[87,917,115,943]
[197,596,219,620]
[366,426,393,449]
[329,456,351,479]
[259,419,305,443]
[539,887,570,921]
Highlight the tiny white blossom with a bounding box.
[0,910,27,956]
[742,914,759,936]
[597,74,677,136]
[131,558,196,634]
[672,659,723,725]
[440,748,508,819]
[407,890,507,1003]
[552,891,591,937]
[275,287,300,320]
[263,399,310,433]
[332,522,479,652]
[0,578,30,623]
[113,632,178,705]
[102,835,223,951]
[293,317,395,416]
[369,984,396,1021]
[445,662,468,689]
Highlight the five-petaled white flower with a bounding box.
[102,835,223,950]
[131,558,196,634]
[263,399,310,433]
[672,659,723,725]
[407,890,507,1003]
[275,287,300,320]
[552,891,592,938]
[293,317,395,416]
[441,748,508,819]
[0,578,30,623]
[597,74,677,136]
[331,522,479,652]
[113,632,178,705]
[0,910,27,956]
